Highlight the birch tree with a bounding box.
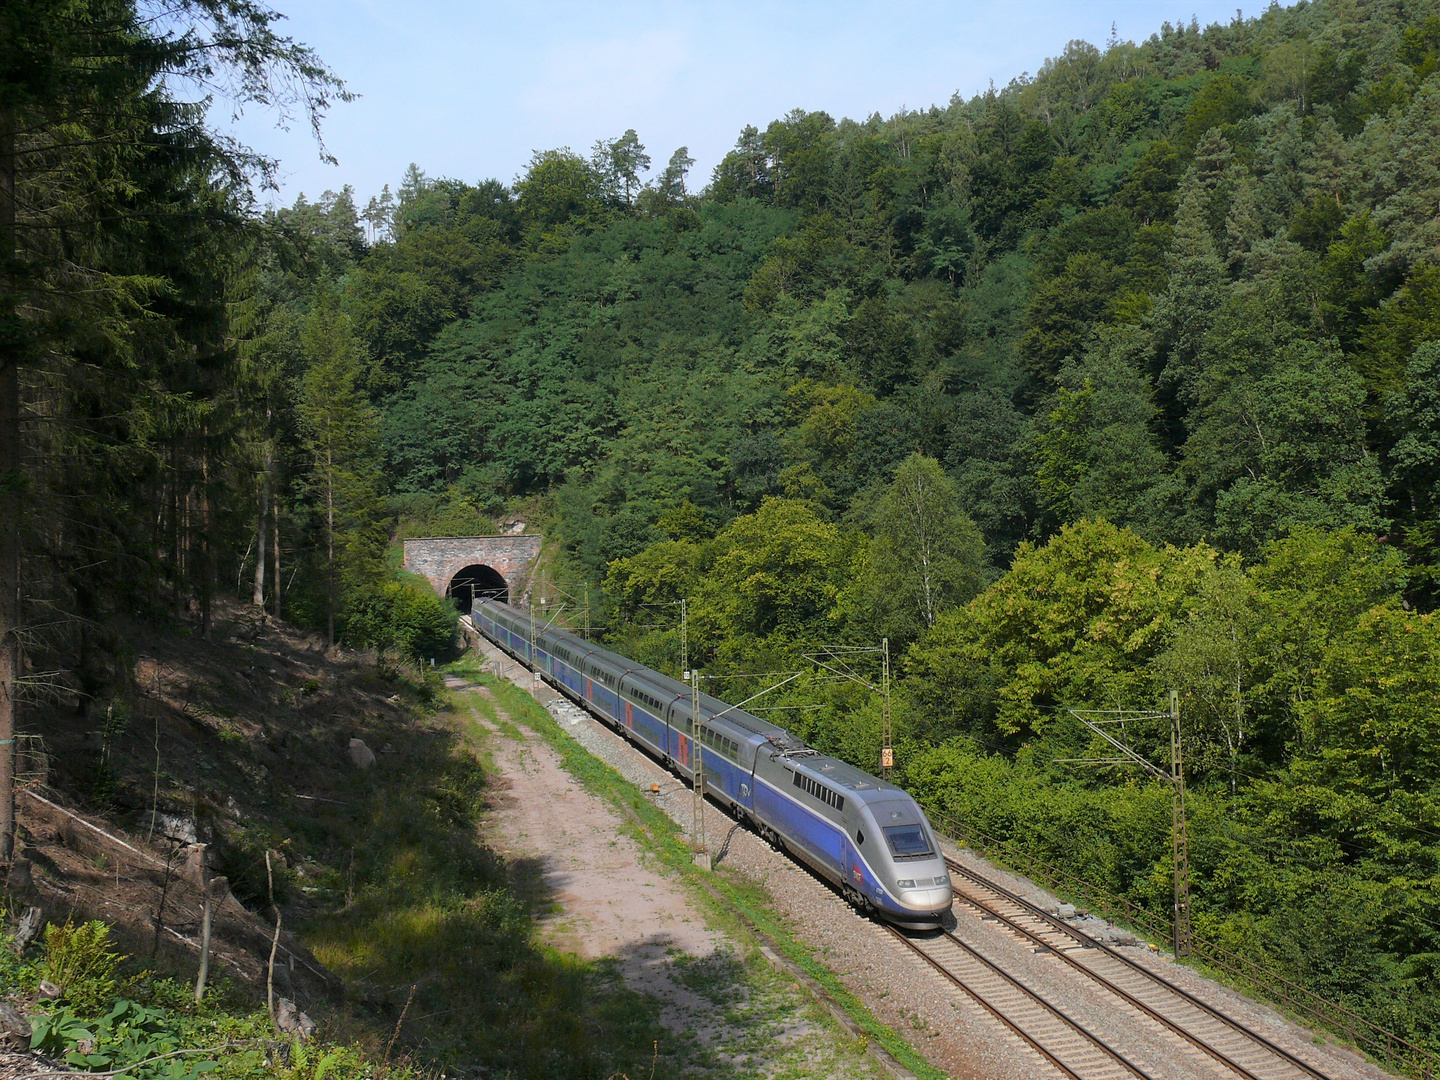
[870,454,986,647]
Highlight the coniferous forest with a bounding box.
[8,0,1440,1055]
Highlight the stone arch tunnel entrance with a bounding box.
[402,535,541,611]
[447,564,508,612]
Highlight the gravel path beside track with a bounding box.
[471,636,1399,1080]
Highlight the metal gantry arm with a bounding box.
[802,640,893,779]
[1063,693,1190,959]
[1064,709,1172,781]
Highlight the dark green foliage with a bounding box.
[898,523,1440,1044]
[344,573,460,662]
[343,0,1440,606]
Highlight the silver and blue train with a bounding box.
[474,598,954,927]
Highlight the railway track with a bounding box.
[943,857,1338,1080]
[881,921,1155,1080]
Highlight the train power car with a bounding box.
[473,598,953,927]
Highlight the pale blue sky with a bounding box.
[228,1,1251,209]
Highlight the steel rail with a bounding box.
[947,858,1333,1080]
[936,922,1155,1080]
[881,921,1146,1080]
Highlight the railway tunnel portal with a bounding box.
[401,534,542,614]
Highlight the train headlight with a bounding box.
[896,879,915,888]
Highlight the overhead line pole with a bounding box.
[528,575,539,687]
[686,666,806,871]
[1063,697,1191,959]
[881,638,893,780]
[690,668,705,868]
[1171,691,1191,959]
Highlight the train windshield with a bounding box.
[883,824,933,859]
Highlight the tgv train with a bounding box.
[474,598,954,927]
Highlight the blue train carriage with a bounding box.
[540,633,590,700]
[641,668,787,809]
[577,648,626,723]
[615,669,675,758]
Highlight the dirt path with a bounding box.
[469,688,720,997]
[453,676,886,1079]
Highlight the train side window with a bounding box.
[856,830,865,845]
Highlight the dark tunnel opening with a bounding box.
[447,564,509,613]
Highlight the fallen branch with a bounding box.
[382,983,416,1071]
[22,792,161,868]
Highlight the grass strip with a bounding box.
[469,669,949,1080]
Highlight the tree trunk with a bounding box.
[170,442,181,612]
[252,452,269,608]
[326,447,335,646]
[199,427,211,637]
[0,103,20,862]
[272,494,281,620]
[0,357,18,865]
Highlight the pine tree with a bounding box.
[1150,178,1229,414]
[297,288,383,645]
[0,0,345,860]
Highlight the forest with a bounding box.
[7,0,1440,1060]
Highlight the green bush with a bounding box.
[43,920,120,1015]
[345,572,459,662]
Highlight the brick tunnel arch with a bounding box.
[404,535,539,607]
[446,564,509,613]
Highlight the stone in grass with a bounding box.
[1056,903,1077,919]
[13,907,43,952]
[37,980,61,1000]
[275,997,317,1041]
[348,739,376,770]
[0,1003,30,1047]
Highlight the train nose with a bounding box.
[894,877,953,911]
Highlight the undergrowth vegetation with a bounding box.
[0,918,352,1080]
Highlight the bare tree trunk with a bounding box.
[265,850,280,1025]
[0,103,20,863]
[194,849,212,1003]
[326,447,335,646]
[171,442,181,613]
[199,427,211,638]
[182,487,191,614]
[252,452,269,608]
[272,494,281,620]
